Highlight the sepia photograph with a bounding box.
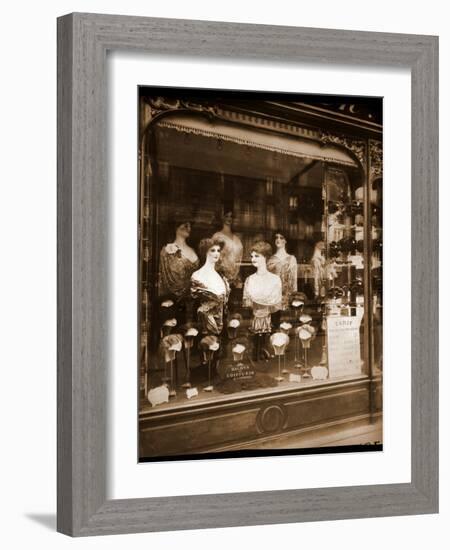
[138,88,383,461]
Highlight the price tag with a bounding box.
[311,366,328,380]
[147,385,169,407]
[289,373,302,383]
[186,387,199,399]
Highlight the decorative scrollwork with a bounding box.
[319,130,366,168]
[148,96,181,114]
[180,100,218,117]
[369,139,383,181]
[144,96,219,119]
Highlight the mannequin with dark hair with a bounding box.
[158,218,199,300]
[158,217,199,328]
[191,238,230,336]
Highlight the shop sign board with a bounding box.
[327,316,363,378]
[217,361,256,381]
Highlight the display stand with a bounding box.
[168,357,177,397]
[270,332,289,382]
[298,319,315,379]
[161,334,183,396]
[204,350,214,392]
[280,323,292,374]
[182,327,198,388]
[200,336,220,392]
[290,298,304,370]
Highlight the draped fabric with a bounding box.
[267,254,298,310]
[156,116,358,168]
[158,244,199,300]
[191,276,230,336]
[243,272,282,308]
[243,272,282,334]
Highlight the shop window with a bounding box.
[138,98,383,459]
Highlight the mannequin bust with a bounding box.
[191,238,229,336]
[243,241,282,361]
[243,241,282,334]
[212,210,243,285]
[158,219,199,300]
[327,203,345,243]
[267,230,298,311]
[310,240,326,298]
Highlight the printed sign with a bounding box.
[327,316,363,378]
[217,361,255,381]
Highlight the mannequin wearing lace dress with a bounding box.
[212,210,243,286]
[310,240,326,298]
[267,231,298,327]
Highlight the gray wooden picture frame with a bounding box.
[57,12,439,537]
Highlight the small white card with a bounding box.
[186,387,199,399]
[147,385,169,407]
[311,366,329,380]
[289,373,302,383]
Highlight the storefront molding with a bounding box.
[140,376,381,458]
[207,411,381,453]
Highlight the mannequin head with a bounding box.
[250,241,272,269]
[198,238,224,266]
[222,210,234,228]
[171,216,193,241]
[175,221,192,240]
[273,230,288,252]
[314,240,325,253]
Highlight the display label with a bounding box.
[186,387,198,399]
[327,316,363,378]
[147,385,169,407]
[311,366,328,380]
[217,361,256,381]
[289,373,302,383]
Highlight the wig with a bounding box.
[198,237,225,264]
[251,240,273,260]
[169,214,193,239]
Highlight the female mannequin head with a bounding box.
[273,230,288,252]
[175,221,191,240]
[313,240,325,254]
[250,241,272,270]
[170,216,192,242]
[223,210,234,227]
[198,238,224,266]
[311,240,326,266]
